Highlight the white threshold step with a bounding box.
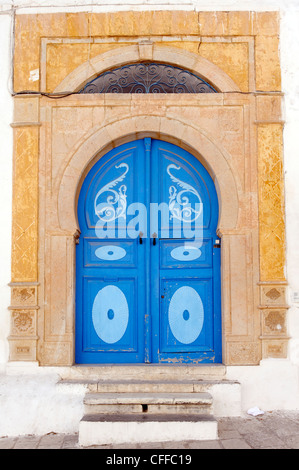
[79,413,218,447]
[60,364,226,381]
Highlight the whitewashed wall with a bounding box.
[0,0,299,434]
[0,11,13,370]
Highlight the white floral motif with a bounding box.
[167,164,202,222]
[94,163,129,222]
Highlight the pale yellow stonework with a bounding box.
[11,126,39,283]
[10,10,287,365]
[46,43,132,93]
[13,11,281,93]
[198,42,249,92]
[258,124,285,281]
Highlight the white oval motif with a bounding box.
[92,285,129,344]
[170,246,202,261]
[95,245,126,261]
[168,286,204,344]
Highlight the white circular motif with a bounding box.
[95,245,126,261]
[168,286,204,344]
[92,285,129,344]
[170,246,202,261]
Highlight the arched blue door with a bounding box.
[75,139,221,364]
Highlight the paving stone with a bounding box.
[38,433,66,449]
[221,438,252,449]
[61,434,79,449]
[187,440,223,449]
[218,429,242,440]
[269,420,299,438]
[217,417,239,432]
[286,435,299,449]
[138,442,165,449]
[232,418,268,436]
[0,437,17,449]
[243,431,286,449]
[110,442,143,449]
[161,441,189,449]
[2,412,299,450]
[14,435,41,449]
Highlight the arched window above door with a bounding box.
[79,62,218,94]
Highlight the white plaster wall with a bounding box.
[0,0,299,436]
[281,7,299,368]
[0,12,13,371]
[0,369,86,436]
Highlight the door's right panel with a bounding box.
[150,139,221,364]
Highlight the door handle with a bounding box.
[139,232,143,245]
[152,233,158,246]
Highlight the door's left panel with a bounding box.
[75,141,146,363]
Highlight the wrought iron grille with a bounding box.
[79,63,217,94]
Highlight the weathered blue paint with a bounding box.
[75,139,221,364]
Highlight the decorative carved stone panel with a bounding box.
[262,309,287,336]
[260,285,287,306]
[227,342,261,366]
[259,283,289,359]
[11,310,36,336]
[11,286,37,307]
[262,340,289,359]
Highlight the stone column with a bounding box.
[8,96,40,362]
[256,98,290,358]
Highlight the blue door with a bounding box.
[75,139,221,364]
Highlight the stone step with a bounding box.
[93,379,235,394]
[96,380,197,393]
[59,378,239,394]
[79,413,218,447]
[59,364,226,382]
[83,392,213,415]
[57,378,242,417]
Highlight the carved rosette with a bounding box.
[11,310,35,335]
[259,283,290,359]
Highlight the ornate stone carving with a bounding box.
[262,340,288,359]
[259,284,289,359]
[11,310,35,335]
[262,310,287,336]
[227,342,261,365]
[260,284,287,306]
[14,312,32,332]
[266,288,281,301]
[9,284,39,361]
[11,286,36,306]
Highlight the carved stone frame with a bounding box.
[9,18,288,366]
